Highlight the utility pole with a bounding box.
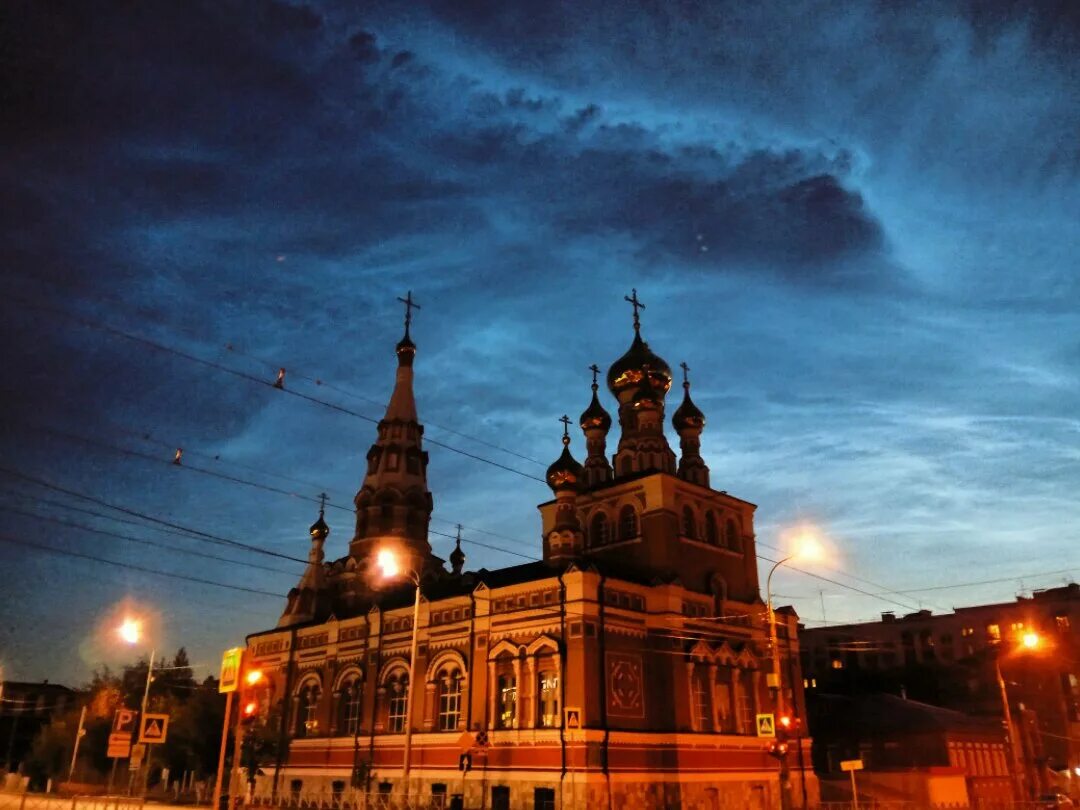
[68,706,87,782]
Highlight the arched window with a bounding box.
[618,506,638,541]
[295,683,321,738]
[497,671,517,729]
[386,672,408,733]
[705,512,719,546]
[590,512,610,547]
[725,520,741,552]
[337,675,362,736]
[691,666,711,732]
[682,507,697,540]
[437,668,463,731]
[537,666,560,728]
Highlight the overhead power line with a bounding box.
[0,533,281,599]
[5,295,546,483]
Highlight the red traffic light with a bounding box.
[778,715,792,730]
[240,700,258,724]
[768,740,790,759]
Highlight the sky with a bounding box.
[1,0,1079,684]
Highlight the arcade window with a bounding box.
[387,673,409,733]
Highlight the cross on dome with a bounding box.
[397,290,421,335]
[624,288,645,332]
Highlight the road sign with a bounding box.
[220,647,243,694]
[108,708,137,758]
[473,729,490,747]
[139,713,169,744]
[457,731,475,752]
[840,759,864,772]
[564,707,581,729]
[458,753,472,773]
[756,713,776,737]
[129,744,146,770]
[107,735,132,758]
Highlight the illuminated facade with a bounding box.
[245,296,814,810]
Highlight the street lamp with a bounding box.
[766,533,824,710]
[117,617,156,721]
[376,547,422,790]
[997,631,1044,800]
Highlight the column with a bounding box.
[423,681,437,731]
[512,658,523,729]
[524,659,537,729]
[487,662,497,729]
[707,663,719,733]
[684,661,697,731]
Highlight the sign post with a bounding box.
[840,759,863,809]
[213,648,243,810]
[756,713,776,738]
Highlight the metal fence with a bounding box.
[816,803,1059,810]
[0,795,144,810]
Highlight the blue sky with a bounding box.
[1,0,1078,683]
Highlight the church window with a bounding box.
[725,519,741,551]
[618,506,638,541]
[386,450,400,472]
[380,500,394,525]
[734,670,756,734]
[386,672,409,733]
[437,668,463,731]
[692,669,711,732]
[538,670,559,728]
[367,449,381,474]
[682,507,697,539]
[590,512,610,547]
[704,512,719,545]
[496,673,517,729]
[338,676,362,736]
[296,683,321,738]
[406,451,420,474]
[715,670,735,733]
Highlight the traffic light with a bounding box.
[768,714,799,759]
[240,698,259,726]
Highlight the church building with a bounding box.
[244,293,814,810]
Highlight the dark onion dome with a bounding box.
[672,384,705,432]
[309,512,330,540]
[607,331,672,399]
[449,538,465,573]
[579,387,612,432]
[396,329,417,365]
[546,437,584,492]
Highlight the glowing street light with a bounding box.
[1021,631,1041,651]
[998,631,1045,800]
[245,669,264,686]
[376,546,421,787]
[118,617,142,645]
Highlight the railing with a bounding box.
[816,803,1057,810]
[248,792,440,810]
[0,794,145,810]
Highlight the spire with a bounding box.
[350,294,434,565]
[607,291,676,478]
[579,364,613,487]
[673,362,709,487]
[278,499,332,627]
[450,524,466,576]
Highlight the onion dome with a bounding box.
[630,364,664,412]
[450,526,466,575]
[546,417,584,492]
[309,499,330,540]
[579,382,612,433]
[607,331,672,400]
[396,329,416,366]
[672,386,705,432]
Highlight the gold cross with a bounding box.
[624,288,645,331]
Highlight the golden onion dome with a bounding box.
[607,331,672,401]
[546,436,584,493]
[579,386,612,433]
[672,383,705,432]
[630,364,665,411]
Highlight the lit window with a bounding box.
[387,673,408,733]
[831,659,844,670]
[497,674,517,729]
[437,669,462,731]
[987,624,1001,641]
[1056,615,1071,632]
[538,671,559,728]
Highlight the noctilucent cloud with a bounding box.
[2,1,1078,682]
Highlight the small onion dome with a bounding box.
[630,364,664,412]
[396,329,417,366]
[449,539,465,574]
[579,387,612,433]
[546,437,584,492]
[309,512,330,540]
[672,384,705,432]
[607,331,672,400]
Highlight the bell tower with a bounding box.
[350,292,436,573]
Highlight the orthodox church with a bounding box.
[244,293,814,810]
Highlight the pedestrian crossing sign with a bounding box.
[139,713,170,744]
[756,713,776,738]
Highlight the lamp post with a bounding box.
[118,617,155,797]
[765,533,823,810]
[376,549,422,792]
[997,631,1042,801]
